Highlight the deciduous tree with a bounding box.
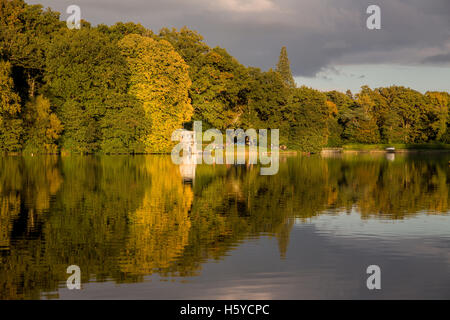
[118,34,193,153]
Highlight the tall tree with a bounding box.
[276,46,296,88]
[118,34,193,153]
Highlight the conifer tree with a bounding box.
[276,46,296,88]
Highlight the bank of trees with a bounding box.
[1,0,449,154]
[327,87,450,146]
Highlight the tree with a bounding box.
[276,46,296,88]
[118,34,193,153]
[0,60,23,152]
[22,95,62,153]
[0,0,63,99]
[324,100,342,147]
[190,48,250,129]
[44,28,143,154]
[378,86,428,143]
[284,87,329,153]
[341,108,381,144]
[425,92,449,142]
[97,22,153,42]
[99,95,149,154]
[341,92,381,144]
[243,68,289,131]
[325,90,355,146]
[160,28,250,130]
[2,1,450,154]
[159,27,209,68]
[432,92,450,143]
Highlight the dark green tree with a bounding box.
[276,46,296,88]
[325,90,355,146]
[0,0,63,99]
[243,67,289,134]
[284,87,329,152]
[44,28,147,153]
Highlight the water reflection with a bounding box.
[0,153,449,299]
[385,153,395,161]
[179,154,198,184]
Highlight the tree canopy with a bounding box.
[0,0,449,154]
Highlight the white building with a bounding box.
[178,130,198,183]
[179,130,197,155]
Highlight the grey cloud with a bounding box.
[423,53,450,64]
[28,0,450,77]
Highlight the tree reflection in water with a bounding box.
[0,153,449,298]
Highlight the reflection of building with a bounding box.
[178,130,198,184]
[385,153,395,161]
[180,155,197,184]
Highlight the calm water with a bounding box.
[1,153,449,299]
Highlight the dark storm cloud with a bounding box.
[29,0,450,76]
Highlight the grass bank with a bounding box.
[337,143,450,152]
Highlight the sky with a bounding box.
[28,0,450,93]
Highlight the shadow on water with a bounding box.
[0,153,449,299]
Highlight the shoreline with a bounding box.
[321,148,450,154]
[3,146,450,156]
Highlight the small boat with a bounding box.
[385,147,396,153]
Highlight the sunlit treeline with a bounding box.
[1,154,449,298]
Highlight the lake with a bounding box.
[1,153,449,299]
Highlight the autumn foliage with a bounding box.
[0,0,449,154]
